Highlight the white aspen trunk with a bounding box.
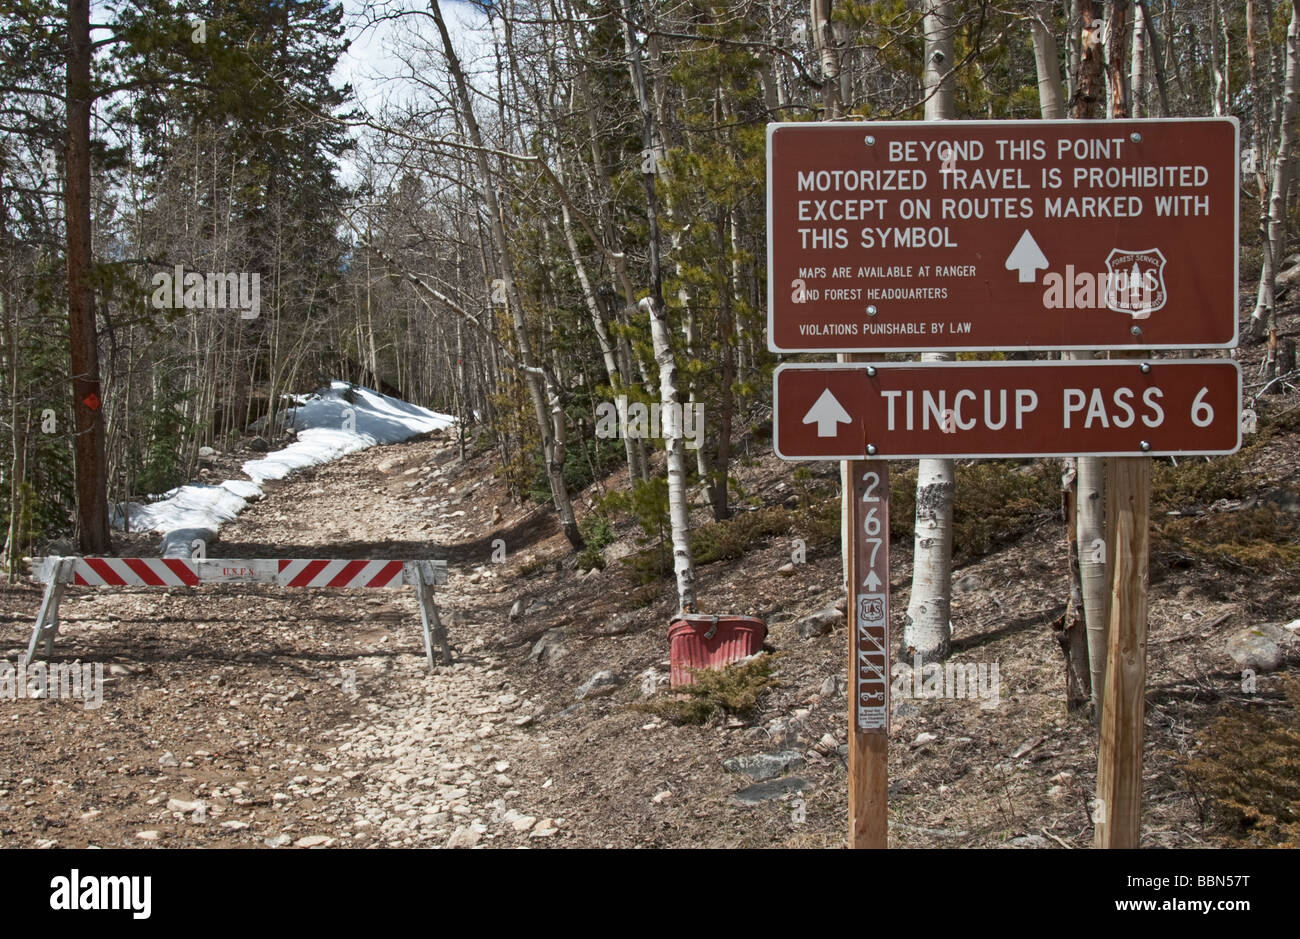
[1065,0,1080,105]
[638,3,718,512]
[811,0,856,588]
[568,51,649,481]
[1219,0,1233,116]
[643,299,696,615]
[456,319,467,461]
[1034,6,1097,709]
[921,0,956,118]
[810,0,843,119]
[1252,0,1300,341]
[2,290,26,578]
[772,0,790,109]
[757,31,781,116]
[1032,1,1067,119]
[1059,458,1093,710]
[1077,443,1108,712]
[556,160,620,389]
[1131,2,1146,117]
[1210,0,1227,116]
[728,206,749,377]
[618,0,671,401]
[622,0,694,610]
[903,0,957,664]
[1136,1,1170,116]
[1247,0,1275,333]
[1067,3,1114,716]
[365,253,379,391]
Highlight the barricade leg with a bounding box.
[27,558,74,661]
[409,562,452,669]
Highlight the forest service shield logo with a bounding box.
[1104,248,1167,319]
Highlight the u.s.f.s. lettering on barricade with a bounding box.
[24,556,450,671]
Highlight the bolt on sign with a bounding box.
[766,118,1239,352]
[773,360,1241,461]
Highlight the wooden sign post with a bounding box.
[847,459,890,848]
[1094,455,1150,847]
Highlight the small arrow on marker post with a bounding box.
[1005,229,1049,283]
[802,388,852,437]
[863,570,882,590]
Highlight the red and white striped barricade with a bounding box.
[25,557,450,670]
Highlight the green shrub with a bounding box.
[1153,453,1250,512]
[691,507,794,565]
[600,477,670,547]
[1156,507,1300,571]
[604,478,673,581]
[622,545,674,584]
[131,385,199,497]
[1153,405,1299,514]
[526,433,625,504]
[632,653,780,725]
[1183,677,1300,847]
[951,461,1058,560]
[790,465,835,508]
[881,461,1055,562]
[575,513,616,571]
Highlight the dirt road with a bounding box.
[5,423,1290,849]
[0,437,561,848]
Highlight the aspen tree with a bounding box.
[902,0,957,664]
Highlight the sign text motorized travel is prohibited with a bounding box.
[766,118,1239,352]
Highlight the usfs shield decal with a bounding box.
[1104,248,1167,319]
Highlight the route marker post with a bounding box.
[847,456,889,848]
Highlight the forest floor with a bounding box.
[1,331,1298,849]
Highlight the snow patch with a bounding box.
[114,382,452,552]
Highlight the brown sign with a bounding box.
[767,119,1239,352]
[774,360,1241,460]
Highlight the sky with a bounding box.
[335,0,494,115]
[333,0,497,185]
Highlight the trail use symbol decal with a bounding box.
[1104,248,1167,318]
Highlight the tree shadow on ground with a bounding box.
[212,506,559,565]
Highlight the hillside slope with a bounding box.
[1,353,1296,847]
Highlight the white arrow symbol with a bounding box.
[1005,229,1049,283]
[863,570,882,590]
[802,388,852,437]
